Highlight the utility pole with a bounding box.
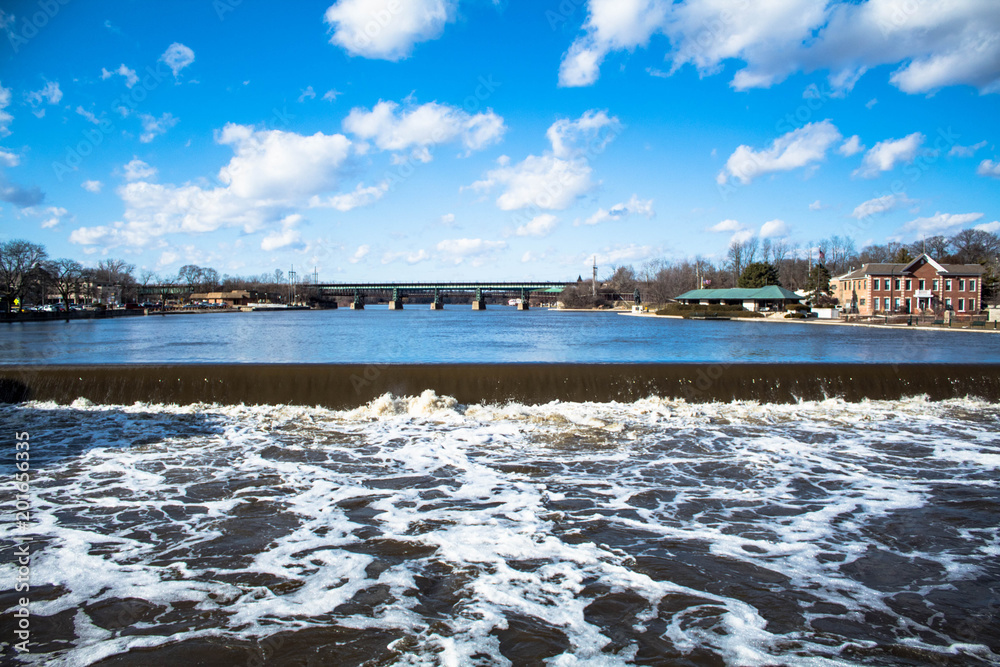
[313,266,319,284]
[288,265,296,304]
[592,256,597,298]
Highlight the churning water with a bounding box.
[2,393,998,665]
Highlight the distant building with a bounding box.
[832,254,984,316]
[674,285,802,312]
[189,290,259,306]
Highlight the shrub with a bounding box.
[785,312,807,319]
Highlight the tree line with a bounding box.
[3,228,998,310]
[562,229,1000,307]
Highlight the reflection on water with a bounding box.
[2,308,1000,364]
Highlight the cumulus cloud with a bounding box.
[838,135,864,157]
[343,100,504,158]
[160,43,195,78]
[851,193,911,220]
[558,0,668,87]
[81,180,103,193]
[594,244,657,265]
[546,109,621,159]
[349,244,370,263]
[0,173,44,207]
[717,120,841,186]
[123,158,157,181]
[25,81,62,117]
[139,112,178,143]
[977,159,1000,178]
[900,211,984,237]
[975,221,1000,234]
[76,106,101,125]
[949,140,987,158]
[559,0,1000,95]
[71,125,365,250]
[515,214,558,237]
[759,219,788,238]
[325,0,455,61]
[581,194,653,225]
[469,110,618,211]
[436,238,506,264]
[101,64,139,88]
[808,200,826,211]
[853,132,924,178]
[709,219,744,233]
[0,148,18,167]
[309,181,388,211]
[260,215,305,252]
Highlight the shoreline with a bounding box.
[619,310,1000,333]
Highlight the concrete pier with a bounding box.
[350,302,364,310]
[388,301,403,310]
[472,300,486,310]
[517,302,530,310]
[430,302,444,310]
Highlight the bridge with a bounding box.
[313,281,570,310]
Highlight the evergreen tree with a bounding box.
[737,262,780,288]
[804,263,833,305]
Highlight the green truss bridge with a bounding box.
[313,281,572,310]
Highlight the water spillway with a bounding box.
[2,363,999,406]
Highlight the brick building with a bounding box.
[831,254,984,316]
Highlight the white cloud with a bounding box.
[139,113,178,143]
[81,180,103,193]
[521,251,541,263]
[558,0,668,87]
[349,244,370,263]
[854,132,924,178]
[261,228,304,252]
[977,159,1000,178]
[901,211,984,237]
[851,193,911,220]
[594,244,657,265]
[471,154,595,211]
[21,205,68,230]
[436,238,506,264]
[323,89,341,102]
[949,140,987,158]
[0,149,18,167]
[759,219,788,238]
[309,181,388,211]
[101,64,139,88]
[808,200,825,211]
[440,213,455,225]
[560,0,1000,95]
[469,111,617,211]
[975,221,1000,234]
[515,214,558,237]
[709,219,744,233]
[160,43,195,78]
[123,158,158,181]
[324,0,455,61]
[73,125,362,250]
[717,120,841,186]
[381,248,429,264]
[299,86,317,102]
[546,109,621,159]
[76,106,101,125]
[343,100,504,158]
[582,194,653,225]
[0,83,12,137]
[838,135,864,157]
[25,81,62,117]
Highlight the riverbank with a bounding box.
[619,309,1000,333]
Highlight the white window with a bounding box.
[906,298,911,312]
[959,279,965,291]
[905,279,912,290]
[933,280,939,290]
[970,299,976,311]
[958,299,965,312]
[894,279,901,290]
[873,297,880,310]
[945,279,952,290]
[919,279,926,290]
[894,297,901,310]
[970,279,977,291]
[946,298,952,310]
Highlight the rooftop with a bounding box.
[675,286,803,301]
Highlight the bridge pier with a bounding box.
[351,290,365,310]
[517,289,530,310]
[471,287,486,310]
[430,289,443,310]
[388,287,403,310]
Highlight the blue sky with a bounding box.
[1,0,998,281]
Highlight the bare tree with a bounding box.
[0,239,48,310]
[49,259,84,305]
